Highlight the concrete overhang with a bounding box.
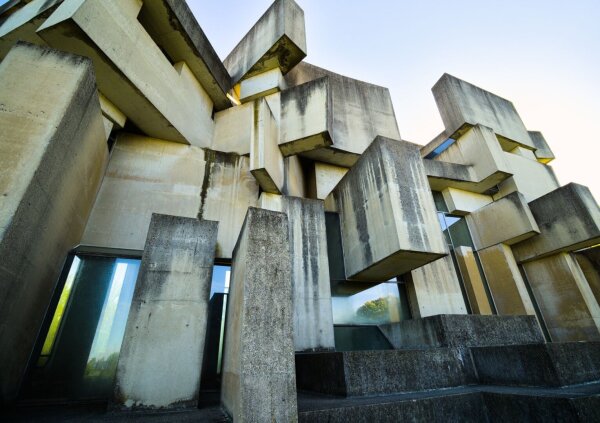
[423,159,512,194]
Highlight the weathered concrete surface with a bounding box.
[82,135,259,259]
[259,194,335,352]
[0,42,107,402]
[471,342,600,387]
[224,0,306,83]
[221,208,297,422]
[477,244,536,316]
[432,73,534,149]
[212,102,253,155]
[137,0,231,110]
[378,315,544,349]
[311,162,348,200]
[528,130,555,163]
[295,349,476,396]
[522,253,600,342]
[283,155,307,198]
[466,191,539,250]
[284,62,401,167]
[250,98,284,193]
[238,67,286,103]
[113,214,218,410]
[575,247,600,306]
[441,188,492,215]
[327,137,447,281]
[512,183,600,263]
[454,246,493,314]
[37,0,215,146]
[405,255,468,317]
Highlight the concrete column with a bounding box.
[221,207,297,422]
[0,42,107,402]
[113,214,218,410]
[522,253,600,342]
[454,246,493,315]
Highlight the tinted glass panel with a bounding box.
[332,282,404,325]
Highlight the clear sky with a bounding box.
[190,1,600,199]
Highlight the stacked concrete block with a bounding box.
[454,247,493,315]
[250,98,284,194]
[113,214,218,410]
[212,102,254,155]
[528,131,555,163]
[0,42,107,401]
[221,208,297,422]
[441,188,492,215]
[238,68,287,103]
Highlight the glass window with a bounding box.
[25,255,140,401]
[332,282,405,326]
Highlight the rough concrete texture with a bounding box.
[238,67,286,103]
[0,42,107,401]
[295,349,476,396]
[477,244,536,316]
[471,342,600,387]
[299,392,487,423]
[465,191,539,250]
[212,102,253,155]
[528,130,555,163]
[280,76,333,157]
[378,315,544,349]
[224,0,306,83]
[327,137,447,281]
[575,247,600,306]
[259,195,335,352]
[522,253,600,342]
[113,214,218,410]
[432,73,534,149]
[441,187,492,215]
[250,98,284,193]
[221,207,297,422]
[454,246,493,314]
[405,255,468,317]
[512,183,600,263]
[37,0,215,146]
[284,62,401,167]
[283,155,307,198]
[137,0,231,110]
[312,162,349,200]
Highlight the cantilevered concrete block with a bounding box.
[311,162,349,200]
[0,42,107,401]
[405,256,468,317]
[259,194,335,352]
[280,77,333,157]
[477,244,536,316]
[284,62,401,167]
[432,73,535,150]
[250,99,284,193]
[442,188,492,215]
[528,131,555,164]
[522,253,600,342]
[224,0,306,83]
[212,102,254,155]
[37,0,215,147]
[238,68,287,103]
[454,247,493,315]
[466,192,540,250]
[575,247,600,306]
[327,137,447,281]
[512,183,600,263]
[221,208,297,421]
[113,214,218,410]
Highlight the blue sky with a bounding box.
[188,0,600,200]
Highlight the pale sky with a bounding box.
[188,0,600,201]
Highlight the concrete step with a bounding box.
[295,348,476,396]
[471,341,600,387]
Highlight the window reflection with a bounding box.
[332,282,403,325]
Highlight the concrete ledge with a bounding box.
[471,342,600,387]
[378,315,544,349]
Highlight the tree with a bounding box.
[356,297,389,322]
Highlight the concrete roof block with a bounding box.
[432,73,535,150]
[512,183,600,262]
[327,136,448,281]
[224,0,306,84]
[528,131,556,164]
[466,191,540,250]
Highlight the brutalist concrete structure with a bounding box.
[1,0,600,421]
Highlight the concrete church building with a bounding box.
[1,0,599,421]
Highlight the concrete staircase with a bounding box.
[295,315,600,422]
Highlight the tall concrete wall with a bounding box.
[113,214,218,410]
[221,208,297,422]
[0,42,108,401]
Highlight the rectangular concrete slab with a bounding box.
[221,207,297,422]
[113,214,218,410]
[454,246,493,314]
[250,98,284,193]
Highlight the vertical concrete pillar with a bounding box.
[454,246,493,315]
[0,42,108,402]
[522,253,600,342]
[221,207,297,422]
[113,214,218,410]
